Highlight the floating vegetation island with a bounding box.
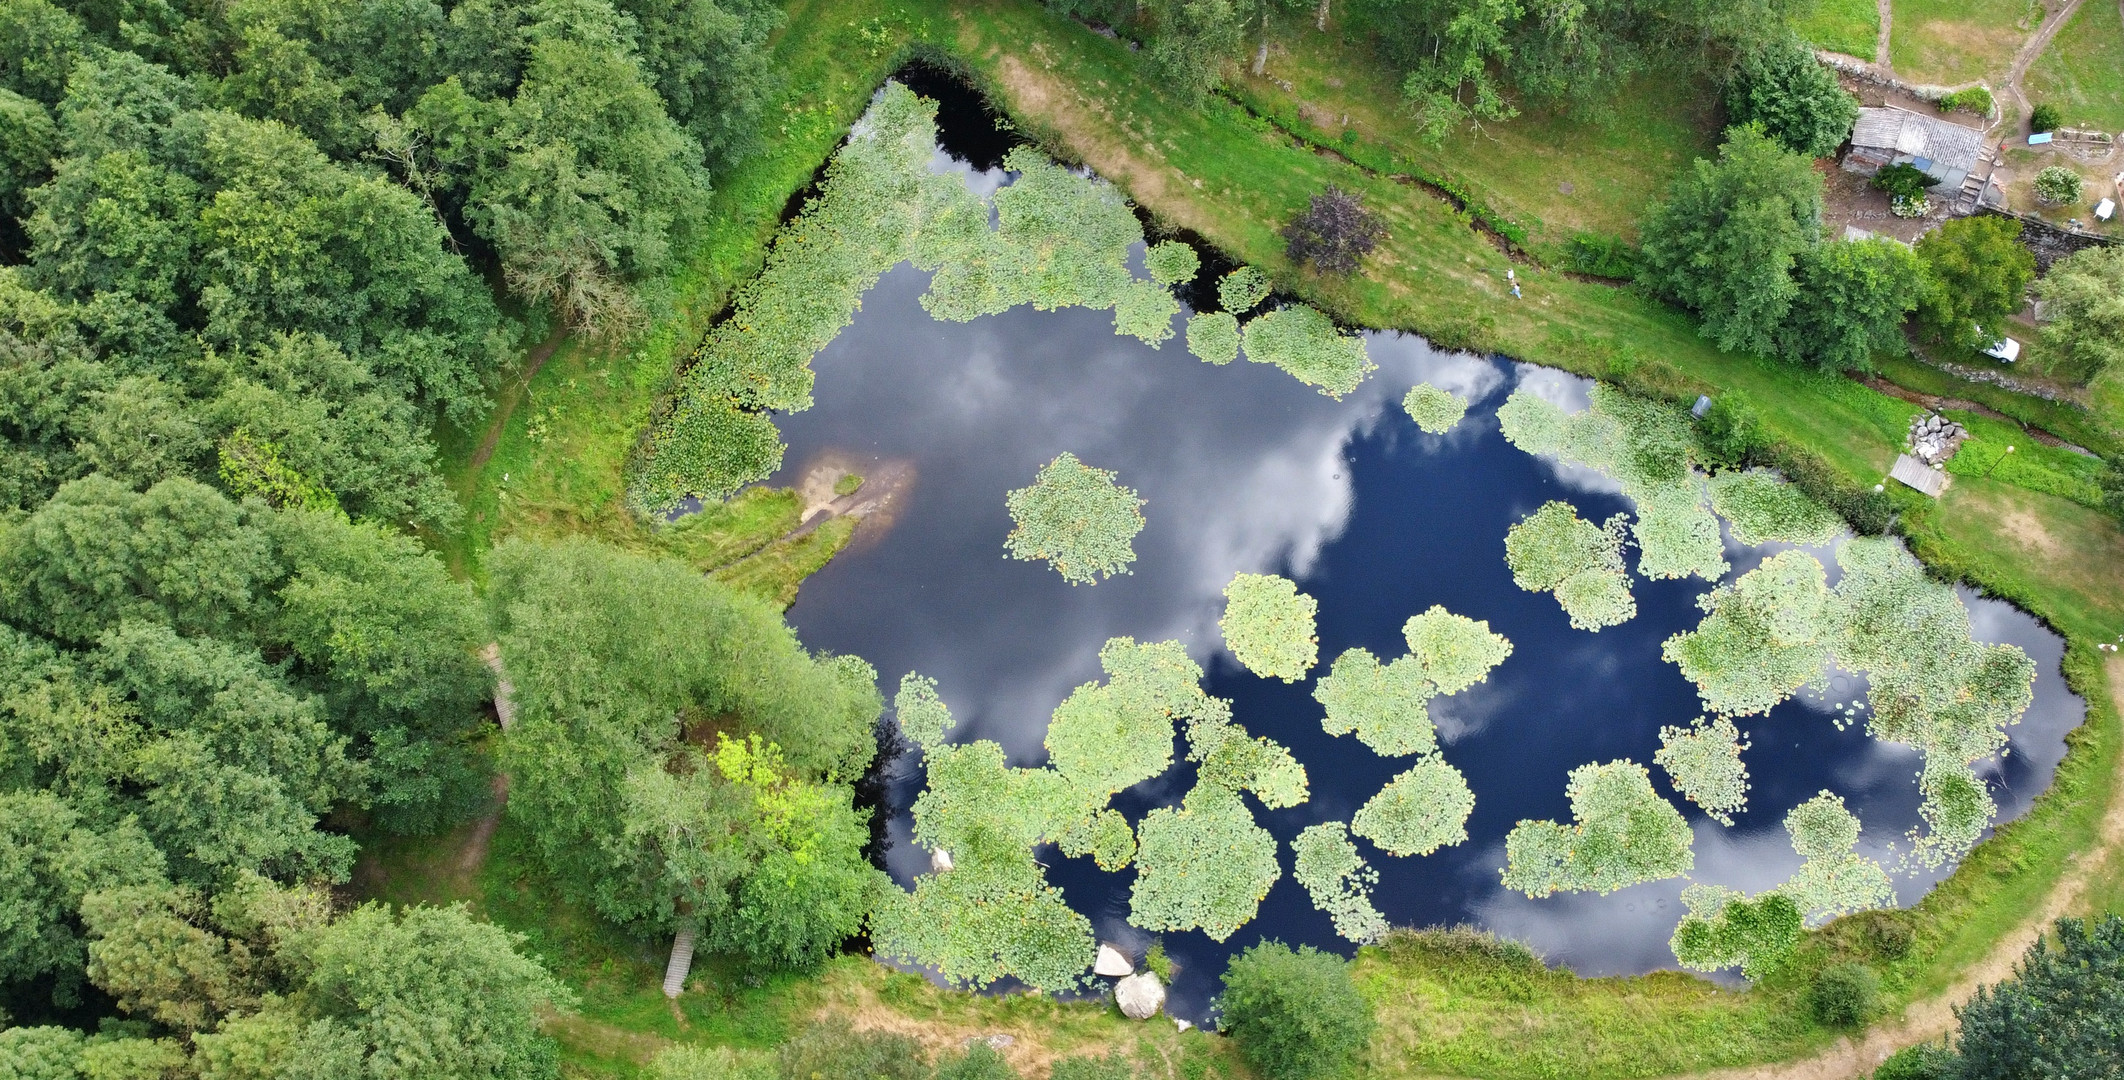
[1003,453,1145,585]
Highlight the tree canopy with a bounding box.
[1724,35,1858,159]
[1914,215,2036,351]
[2036,245,2124,378]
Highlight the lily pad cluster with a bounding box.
[1292,822,1389,943]
[1662,550,1834,716]
[1780,791,1895,922]
[1503,501,1637,631]
[1402,383,1471,434]
[1219,573,1320,682]
[1653,714,1751,826]
[1708,470,1844,546]
[1003,453,1146,585]
[1498,387,1728,583]
[1669,885,1803,980]
[1501,760,1695,897]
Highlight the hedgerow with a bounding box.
[1240,305,1376,399]
[1003,453,1146,585]
[1293,822,1389,943]
[1501,760,1694,897]
[1220,573,1320,682]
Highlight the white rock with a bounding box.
[1094,944,1134,978]
[1174,1018,1193,1032]
[930,848,954,873]
[1116,972,1165,1020]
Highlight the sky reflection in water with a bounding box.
[764,173,2082,1022]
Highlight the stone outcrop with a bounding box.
[1094,944,1134,978]
[1908,412,1968,466]
[1116,972,1165,1020]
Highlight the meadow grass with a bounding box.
[1889,0,2036,84]
[1222,25,1720,240]
[1796,0,1883,58]
[2024,0,2124,131]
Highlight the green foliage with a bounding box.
[1653,715,1750,825]
[651,1044,775,1080]
[1670,885,1803,981]
[1050,1052,1138,1080]
[1726,36,1860,158]
[1282,185,1383,275]
[1953,914,2123,1077]
[1402,606,1512,695]
[2036,246,2124,378]
[1130,787,1282,942]
[1315,647,1439,757]
[0,1026,85,1080]
[1215,941,1374,1080]
[1501,501,1637,631]
[1695,394,1765,469]
[1003,453,1146,585]
[1662,550,1834,716]
[1637,124,1823,356]
[1562,231,1641,280]
[1401,383,1470,434]
[1292,821,1388,943]
[1144,240,1201,286]
[1141,941,1174,981]
[2033,165,2083,206]
[1240,305,1376,399]
[1871,1043,1957,1080]
[1501,760,1694,896]
[1915,215,2036,350]
[776,1024,929,1080]
[925,145,1145,317]
[1832,537,2035,867]
[1218,266,1272,314]
[1780,238,1928,371]
[1781,791,1895,921]
[1938,86,1993,115]
[1047,637,1205,798]
[1708,471,1846,545]
[1186,310,1242,364]
[490,538,885,966]
[2028,103,2063,133]
[1219,573,1320,682]
[1498,387,1729,583]
[895,672,958,751]
[635,84,971,507]
[1113,279,1181,346]
[1806,962,1880,1026]
[0,792,163,996]
[216,427,337,513]
[1353,757,1476,857]
[1871,162,1938,201]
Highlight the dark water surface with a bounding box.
[764,100,2084,1019]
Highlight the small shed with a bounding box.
[1846,106,1988,191]
[1890,454,1947,497]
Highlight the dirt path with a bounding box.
[1677,656,2124,1080]
[467,325,571,472]
[1875,0,1893,66]
[1999,0,2085,132]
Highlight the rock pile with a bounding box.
[1908,413,1967,466]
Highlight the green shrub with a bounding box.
[1872,1042,1955,1080]
[1143,940,1174,980]
[1051,1052,1139,1080]
[1216,942,1373,1080]
[934,1045,1020,1080]
[2029,103,2062,133]
[1806,963,1880,1027]
[777,1024,929,1080]
[2034,165,2083,206]
[1870,162,1937,201]
[1939,86,1993,115]
[1696,394,1764,467]
[1564,231,1640,280]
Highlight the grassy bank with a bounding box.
[409,0,2124,1075]
[2024,0,2124,131]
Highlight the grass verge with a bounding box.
[1797,0,1884,58]
[2024,0,2124,131]
[1888,0,2035,84]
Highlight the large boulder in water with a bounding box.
[930,848,953,873]
[1094,944,1133,978]
[1116,972,1164,1020]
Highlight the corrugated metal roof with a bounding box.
[1850,107,1985,172]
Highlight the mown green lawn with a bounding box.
[1889,0,2035,84]
[2025,0,2124,131]
[1797,0,1883,57]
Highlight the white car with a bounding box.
[1983,337,2021,363]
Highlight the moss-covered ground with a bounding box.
[405,0,2124,1075]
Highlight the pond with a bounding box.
[720,71,2085,1020]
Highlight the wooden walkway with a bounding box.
[1890,453,1948,496]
